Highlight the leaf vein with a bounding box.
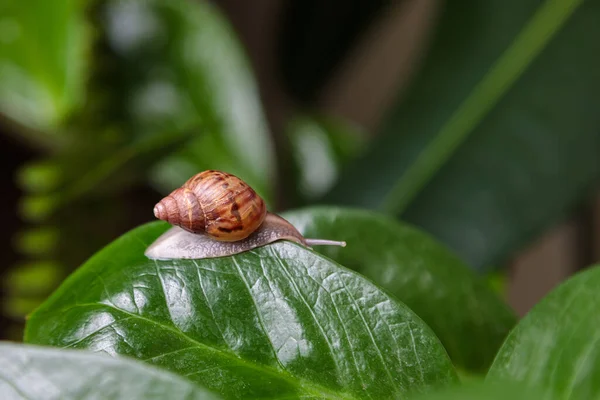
[230,256,286,370]
[271,249,342,378]
[339,277,399,392]
[192,259,228,349]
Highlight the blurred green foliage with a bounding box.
[286,115,365,200]
[326,0,600,269]
[0,0,89,137]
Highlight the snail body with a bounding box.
[147,170,346,260]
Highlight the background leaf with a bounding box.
[141,0,276,201]
[325,0,600,270]
[283,207,516,372]
[25,221,457,399]
[487,264,600,399]
[0,343,220,399]
[286,114,365,201]
[0,0,89,136]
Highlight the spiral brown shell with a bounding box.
[153,170,267,241]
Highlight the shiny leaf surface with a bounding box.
[487,264,600,399]
[25,222,457,399]
[0,0,89,132]
[408,380,539,400]
[325,0,600,270]
[283,207,516,372]
[0,343,220,399]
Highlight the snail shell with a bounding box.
[147,170,346,260]
[153,170,266,242]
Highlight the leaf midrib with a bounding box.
[381,0,584,214]
[52,302,356,400]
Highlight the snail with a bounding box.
[145,170,346,260]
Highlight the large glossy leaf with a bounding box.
[487,264,600,399]
[408,380,539,400]
[0,0,89,134]
[326,0,600,270]
[25,222,457,399]
[0,343,220,399]
[283,207,516,372]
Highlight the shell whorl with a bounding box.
[153,188,205,233]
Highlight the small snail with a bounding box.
[145,170,345,260]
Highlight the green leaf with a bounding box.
[3,261,63,296]
[0,343,220,399]
[0,0,89,132]
[487,264,600,399]
[283,207,516,372]
[3,296,45,319]
[16,161,62,194]
[325,0,600,270]
[408,380,539,400]
[25,222,457,399]
[18,194,60,222]
[14,227,59,256]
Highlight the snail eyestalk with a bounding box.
[304,239,346,247]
